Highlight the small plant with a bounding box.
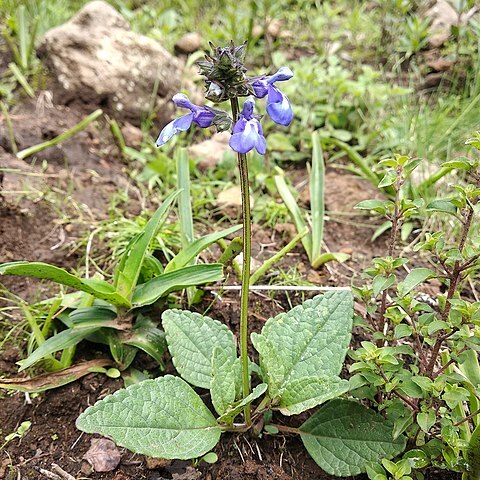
[353,135,480,479]
[76,41,405,477]
[0,192,231,391]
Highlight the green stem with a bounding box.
[250,227,308,285]
[17,109,103,159]
[231,97,252,424]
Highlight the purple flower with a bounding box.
[251,67,293,126]
[229,99,266,155]
[156,94,216,146]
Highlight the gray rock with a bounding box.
[38,0,183,126]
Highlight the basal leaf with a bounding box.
[120,316,167,366]
[300,399,406,476]
[163,309,236,389]
[217,383,268,424]
[0,262,130,307]
[132,263,223,307]
[253,292,353,401]
[19,327,100,371]
[76,375,222,459]
[115,190,179,300]
[164,225,242,273]
[211,346,237,416]
[279,375,349,416]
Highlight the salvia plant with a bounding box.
[75,42,406,477]
[353,135,480,480]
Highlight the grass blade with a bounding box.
[310,131,325,265]
[274,173,312,261]
[114,190,180,300]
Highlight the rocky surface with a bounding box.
[37,0,183,126]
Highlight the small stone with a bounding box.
[427,58,454,72]
[218,186,243,207]
[121,122,143,147]
[188,132,230,170]
[175,32,202,54]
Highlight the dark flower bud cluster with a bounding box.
[156,41,293,155]
[198,41,253,102]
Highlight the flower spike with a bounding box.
[229,98,266,155]
[251,67,293,126]
[156,94,216,147]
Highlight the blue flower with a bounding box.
[251,67,293,126]
[156,94,216,146]
[229,99,266,155]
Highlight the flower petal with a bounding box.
[229,120,258,153]
[267,66,294,84]
[241,98,255,119]
[193,108,215,128]
[266,86,293,126]
[172,93,196,111]
[255,133,266,155]
[252,79,268,98]
[155,113,194,146]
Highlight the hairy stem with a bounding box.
[427,204,475,376]
[231,97,252,424]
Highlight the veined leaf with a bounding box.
[77,375,222,459]
[164,225,242,273]
[279,375,349,416]
[114,190,180,300]
[211,346,237,416]
[300,399,406,476]
[252,292,353,401]
[163,309,236,389]
[132,263,223,307]
[0,262,130,307]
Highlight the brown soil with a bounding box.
[0,95,457,480]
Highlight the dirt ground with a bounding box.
[0,91,456,480]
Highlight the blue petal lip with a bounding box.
[193,109,215,128]
[172,93,195,110]
[266,86,293,126]
[229,119,266,155]
[155,112,194,146]
[267,66,294,84]
[252,81,268,98]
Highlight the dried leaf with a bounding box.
[0,359,113,393]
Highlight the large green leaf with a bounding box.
[76,375,222,459]
[132,263,223,307]
[252,291,353,400]
[300,399,406,476]
[163,309,236,389]
[0,262,130,307]
[164,225,242,273]
[211,346,237,416]
[114,190,179,300]
[279,375,349,416]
